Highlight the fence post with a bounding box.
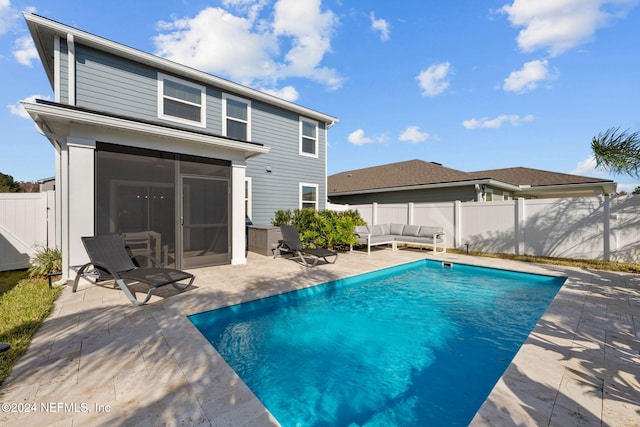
[515,198,525,255]
[372,202,378,225]
[454,200,461,248]
[603,195,610,261]
[408,202,414,225]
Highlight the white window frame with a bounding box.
[299,183,319,210]
[299,117,319,158]
[484,188,494,202]
[157,73,206,128]
[222,93,251,141]
[245,177,252,220]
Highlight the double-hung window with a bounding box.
[223,94,251,141]
[158,73,206,127]
[300,118,318,157]
[300,183,318,210]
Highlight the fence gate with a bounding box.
[0,192,55,272]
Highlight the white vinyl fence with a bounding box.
[330,195,640,262]
[0,192,55,271]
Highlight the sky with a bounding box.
[1,0,639,192]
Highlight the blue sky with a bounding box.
[1,0,639,192]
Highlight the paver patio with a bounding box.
[0,250,638,426]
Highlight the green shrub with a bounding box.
[272,208,366,250]
[28,246,62,277]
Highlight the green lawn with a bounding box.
[0,270,62,386]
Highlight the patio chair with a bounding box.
[273,225,338,267]
[72,234,194,306]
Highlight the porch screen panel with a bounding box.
[180,155,231,268]
[95,144,176,268]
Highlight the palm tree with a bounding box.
[591,127,640,177]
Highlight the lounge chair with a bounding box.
[72,234,194,306]
[273,225,338,267]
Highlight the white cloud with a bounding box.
[12,36,38,66]
[617,183,640,193]
[155,8,279,87]
[500,0,640,56]
[416,62,451,97]
[571,156,601,176]
[0,0,19,37]
[503,59,556,93]
[462,114,534,129]
[348,129,374,146]
[8,94,52,119]
[399,126,429,143]
[272,0,341,88]
[154,0,342,92]
[370,12,390,41]
[259,85,299,102]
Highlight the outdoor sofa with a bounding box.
[353,224,446,255]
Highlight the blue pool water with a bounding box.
[189,260,564,426]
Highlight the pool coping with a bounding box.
[1,250,638,426]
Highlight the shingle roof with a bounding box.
[328,159,476,193]
[468,167,614,187]
[328,160,615,194]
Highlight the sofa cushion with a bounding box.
[418,226,444,237]
[370,224,390,236]
[401,225,421,236]
[389,224,405,235]
[369,235,395,244]
[354,225,370,236]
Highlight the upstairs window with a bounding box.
[300,118,318,157]
[223,94,251,141]
[158,73,206,127]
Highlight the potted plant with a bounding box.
[28,246,62,287]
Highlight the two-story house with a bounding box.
[21,13,338,280]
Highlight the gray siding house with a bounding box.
[329,160,617,205]
[21,13,337,279]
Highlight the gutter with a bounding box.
[329,179,521,197]
[22,101,271,159]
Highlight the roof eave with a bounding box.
[516,181,617,196]
[22,101,270,159]
[329,179,521,196]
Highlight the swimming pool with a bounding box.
[189,259,565,426]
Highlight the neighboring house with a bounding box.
[21,13,337,279]
[328,160,617,205]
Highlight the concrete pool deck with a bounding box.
[0,250,638,426]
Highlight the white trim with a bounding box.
[157,72,207,128]
[54,36,60,103]
[222,93,251,141]
[67,34,75,106]
[245,176,253,220]
[299,117,318,158]
[231,162,248,265]
[299,182,319,210]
